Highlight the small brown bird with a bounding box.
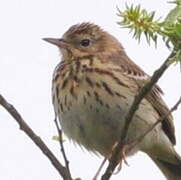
[44,23,181,179]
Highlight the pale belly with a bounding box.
[55,85,162,157]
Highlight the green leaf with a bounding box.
[52,135,65,142]
[175,24,181,37]
[74,178,84,180]
[117,4,160,45]
[164,5,181,25]
[117,2,181,66]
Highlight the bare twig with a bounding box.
[0,94,72,180]
[93,158,107,180]
[128,95,181,151]
[101,50,177,180]
[54,117,72,178]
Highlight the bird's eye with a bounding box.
[80,39,90,47]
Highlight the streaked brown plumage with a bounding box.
[44,23,181,180]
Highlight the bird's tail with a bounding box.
[150,155,181,180]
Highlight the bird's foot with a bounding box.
[113,144,130,174]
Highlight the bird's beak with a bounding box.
[43,38,68,48]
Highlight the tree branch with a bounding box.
[54,117,72,178]
[0,94,72,180]
[101,50,177,180]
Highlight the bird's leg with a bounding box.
[108,142,130,175]
[92,157,107,180]
[92,142,131,180]
[113,144,130,174]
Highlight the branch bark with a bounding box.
[54,117,72,178]
[0,94,72,180]
[101,50,177,180]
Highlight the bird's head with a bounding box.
[43,23,123,61]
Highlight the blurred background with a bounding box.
[0,0,180,179]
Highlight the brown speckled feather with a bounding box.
[109,50,176,145]
[45,22,180,180]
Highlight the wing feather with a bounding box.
[111,50,176,144]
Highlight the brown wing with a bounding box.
[112,50,176,145]
[134,77,176,145]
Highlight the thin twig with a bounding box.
[93,158,107,180]
[54,117,72,178]
[0,94,72,180]
[128,95,181,150]
[101,50,177,180]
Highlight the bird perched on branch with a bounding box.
[43,22,181,180]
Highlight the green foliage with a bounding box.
[163,0,181,51]
[74,178,84,180]
[117,5,160,44]
[117,0,181,60]
[52,135,65,142]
